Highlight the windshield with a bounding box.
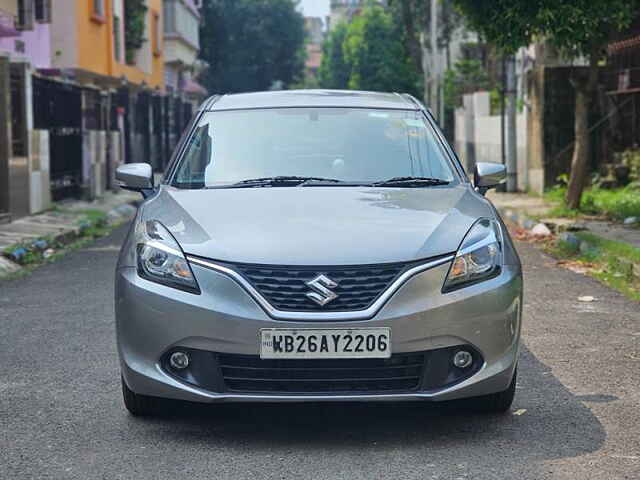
[171,108,457,188]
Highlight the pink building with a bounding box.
[0,0,52,68]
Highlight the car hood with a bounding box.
[142,185,495,265]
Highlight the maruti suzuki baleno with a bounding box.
[115,90,522,416]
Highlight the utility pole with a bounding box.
[505,55,518,192]
[497,55,506,192]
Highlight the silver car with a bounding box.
[115,90,522,416]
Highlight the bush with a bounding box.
[545,185,640,220]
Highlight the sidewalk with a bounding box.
[487,191,640,248]
[0,190,140,276]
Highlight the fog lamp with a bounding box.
[169,351,190,370]
[453,350,473,369]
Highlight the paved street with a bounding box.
[1,223,639,480]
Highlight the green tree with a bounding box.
[453,0,639,208]
[318,22,351,89]
[199,0,306,93]
[443,59,489,110]
[437,0,466,70]
[387,0,425,76]
[343,4,420,95]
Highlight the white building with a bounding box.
[163,0,206,103]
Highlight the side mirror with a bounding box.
[116,163,154,192]
[474,162,506,195]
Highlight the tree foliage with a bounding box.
[199,0,306,93]
[318,22,351,89]
[453,0,639,207]
[443,59,489,110]
[387,0,425,75]
[436,0,466,67]
[453,0,637,58]
[318,3,420,96]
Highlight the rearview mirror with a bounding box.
[474,162,506,195]
[116,163,154,192]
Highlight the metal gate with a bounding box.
[32,76,83,201]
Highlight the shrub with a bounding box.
[545,185,640,220]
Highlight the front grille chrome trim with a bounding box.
[186,255,454,321]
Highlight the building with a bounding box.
[1,0,206,223]
[0,1,167,89]
[304,16,323,84]
[606,14,640,154]
[0,0,16,21]
[0,1,17,40]
[163,0,207,107]
[305,16,323,45]
[0,0,52,68]
[50,0,164,90]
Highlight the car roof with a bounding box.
[202,90,419,111]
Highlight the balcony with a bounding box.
[163,0,200,66]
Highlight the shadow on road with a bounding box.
[134,345,606,466]
[1,227,616,478]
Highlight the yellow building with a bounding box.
[51,0,164,90]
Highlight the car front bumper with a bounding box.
[116,260,522,403]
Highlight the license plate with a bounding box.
[260,328,391,359]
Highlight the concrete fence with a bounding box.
[28,130,52,214]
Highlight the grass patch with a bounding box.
[575,232,640,263]
[545,205,582,219]
[1,210,120,279]
[545,232,640,302]
[544,185,640,221]
[591,270,640,302]
[77,209,109,225]
[1,235,106,281]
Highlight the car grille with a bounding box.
[217,353,426,393]
[230,261,412,311]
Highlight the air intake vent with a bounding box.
[217,353,425,393]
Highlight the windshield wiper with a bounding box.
[371,176,450,187]
[220,176,344,188]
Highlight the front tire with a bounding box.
[121,376,163,416]
[469,367,517,414]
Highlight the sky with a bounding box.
[298,0,330,20]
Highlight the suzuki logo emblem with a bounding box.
[305,274,339,306]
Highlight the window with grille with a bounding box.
[34,0,51,23]
[16,0,34,31]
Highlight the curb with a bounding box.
[496,205,606,257]
[0,199,140,278]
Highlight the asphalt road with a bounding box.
[1,224,639,479]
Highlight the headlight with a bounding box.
[443,218,502,292]
[135,220,200,294]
